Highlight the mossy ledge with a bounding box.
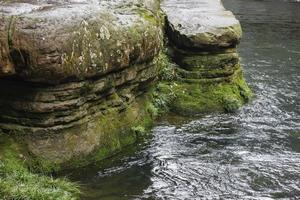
[0,0,252,199]
[159,67,252,116]
[0,0,165,199]
[161,0,253,115]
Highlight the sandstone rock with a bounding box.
[0,0,252,170]
[0,0,163,168]
[0,0,163,83]
[162,0,242,50]
[162,0,251,115]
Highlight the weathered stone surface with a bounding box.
[0,60,160,134]
[0,0,163,83]
[0,0,251,171]
[162,0,251,115]
[171,49,239,70]
[0,0,163,168]
[162,0,242,50]
[0,1,252,199]
[0,56,162,167]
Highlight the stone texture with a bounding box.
[162,0,252,115]
[162,0,242,50]
[0,0,162,83]
[0,60,160,135]
[0,0,163,168]
[0,0,252,169]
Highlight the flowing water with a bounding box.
[66,0,300,199]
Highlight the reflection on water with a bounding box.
[67,0,300,199]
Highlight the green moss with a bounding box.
[131,125,147,136]
[0,135,80,200]
[135,4,165,27]
[152,82,177,114]
[177,52,239,71]
[159,69,252,115]
[136,8,158,25]
[175,64,240,79]
[60,93,157,170]
[158,52,178,81]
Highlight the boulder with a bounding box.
[0,0,163,169]
[161,0,251,115]
[162,0,242,50]
[0,0,162,83]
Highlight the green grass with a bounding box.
[0,136,80,200]
[0,92,162,200]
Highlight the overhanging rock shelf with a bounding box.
[161,0,252,115]
[0,0,163,169]
[0,0,251,170]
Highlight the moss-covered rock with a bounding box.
[159,67,252,115]
[0,0,253,199]
[0,62,161,171]
[172,50,240,71]
[162,47,252,115]
[0,89,160,199]
[160,0,252,116]
[54,93,158,170]
[0,2,165,199]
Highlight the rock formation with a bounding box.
[0,0,253,198]
[161,0,252,115]
[0,0,252,195]
[0,0,164,169]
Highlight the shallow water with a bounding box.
[67,0,300,199]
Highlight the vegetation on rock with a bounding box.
[0,135,80,200]
[0,0,253,199]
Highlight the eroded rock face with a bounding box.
[0,0,162,83]
[162,0,242,50]
[0,0,163,168]
[162,0,252,115]
[0,0,252,170]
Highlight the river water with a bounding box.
[67,0,300,199]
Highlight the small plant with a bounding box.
[223,95,241,113]
[146,102,159,117]
[131,125,146,136]
[0,138,80,200]
[157,52,178,81]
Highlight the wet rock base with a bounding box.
[164,49,252,115]
[161,0,252,115]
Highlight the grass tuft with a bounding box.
[0,136,80,200]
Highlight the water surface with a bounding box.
[67,0,300,199]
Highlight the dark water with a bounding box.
[67,0,300,199]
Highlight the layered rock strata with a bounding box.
[161,0,252,115]
[0,0,252,171]
[0,0,163,169]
